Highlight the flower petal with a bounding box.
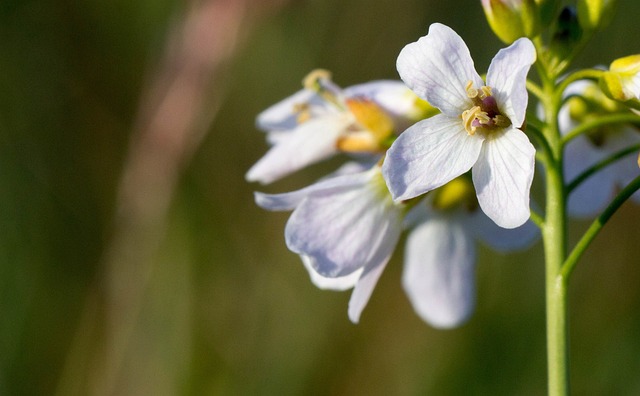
[403,217,476,328]
[486,38,536,128]
[347,260,389,323]
[344,80,416,117]
[301,255,362,291]
[383,114,484,201]
[254,168,376,211]
[396,23,482,116]
[245,114,349,184]
[472,127,535,228]
[284,170,403,278]
[256,89,334,131]
[468,209,539,252]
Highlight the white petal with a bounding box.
[403,218,476,329]
[344,80,416,117]
[467,209,539,252]
[256,89,334,131]
[396,23,482,116]
[301,255,362,291]
[348,260,389,323]
[473,128,535,228]
[382,114,484,201]
[254,168,376,211]
[245,115,348,184]
[284,170,403,278]
[486,38,536,128]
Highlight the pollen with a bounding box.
[462,80,510,135]
[462,106,488,135]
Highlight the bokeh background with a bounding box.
[1,0,640,394]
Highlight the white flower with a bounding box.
[382,23,537,229]
[255,167,538,327]
[561,80,640,217]
[246,70,425,184]
[402,177,539,328]
[254,164,404,323]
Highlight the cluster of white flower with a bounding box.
[246,2,640,392]
[247,24,540,327]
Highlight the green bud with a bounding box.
[577,0,617,31]
[548,6,582,62]
[599,55,640,110]
[482,0,541,44]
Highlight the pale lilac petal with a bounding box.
[473,127,535,228]
[348,260,389,323]
[301,255,362,291]
[403,218,476,328]
[396,23,482,116]
[285,170,403,278]
[467,209,539,252]
[564,134,614,218]
[383,114,484,201]
[254,169,375,211]
[486,38,536,128]
[245,115,349,184]
[256,89,334,131]
[608,128,640,185]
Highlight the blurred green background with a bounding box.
[1,0,640,394]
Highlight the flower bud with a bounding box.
[482,0,541,44]
[548,6,582,65]
[577,0,617,32]
[600,55,640,110]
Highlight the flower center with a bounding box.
[432,176,478,212]
[461,80,511,135]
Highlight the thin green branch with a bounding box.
[555,69,603,99]
[526,120,553,167]
[527,80,545,102]
[562,175,640,279]
[567,143,640,193]
[530,208,545,228]
[562,113,640,145]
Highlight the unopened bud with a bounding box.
[577,0,617,32]
[600,55,640,110]
[548,6,582,64]
[482,0,541,44]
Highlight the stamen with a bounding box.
[480,86,492,99]
[303,69,332,91]
[293,103,311,124]
[462,106,485,135]
[465,80,478,99]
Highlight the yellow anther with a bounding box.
[346,98,394,142]
[462,106,487,135]
[493,114,511,128]
[480,86,492,99]
[465,80,478,98]
[336,134,379,153]
[303,69,332,91]
[293,103,311,124]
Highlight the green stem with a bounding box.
[562,175,640,279]
[567,143,640,193]
[538,66,570,396]
[562,113,640,145]
[543,161,570,396]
